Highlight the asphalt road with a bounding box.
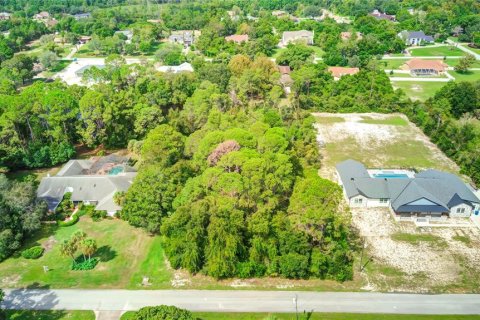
[2,289,480,314]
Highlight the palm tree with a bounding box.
[72,230,87,260]
[59,240,76,263]
[81,238,97,262]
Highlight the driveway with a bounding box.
[2,289,480,315]
[446,40,480,60]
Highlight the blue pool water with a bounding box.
[108,166,124,175]
[373,173,409,179]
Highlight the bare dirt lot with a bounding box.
[354,207,480,293]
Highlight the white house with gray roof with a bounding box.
[37,155,137,215]
[336,159,480,221]
[398,30,434,46]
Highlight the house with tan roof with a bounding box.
[272,10,288,18]
[277,65,293,94]
[328,66,359,80]
[0,12,11,20]
[402,59,447,76]
[280,30,314,47]
[225,34,249,44]
[33,11,50,21]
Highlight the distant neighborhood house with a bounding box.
[37,155,137,215]
[0,12,11,20]
[402,59,447,76]
[398,30,434,46]
[74,12,91,20]
[225,34,249,44]
[33,11,50,20]
[328,66,359,80]
[272,10,288,17]
[277,65,293,94]
[340,31,362,41]
[369,9,396,21]
[168,30,201,47]
[280,30,314,47]
[157,62,194,73]
[336,159,480,221]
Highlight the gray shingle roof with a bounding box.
[336,159,479,212]
[37,157,137,212]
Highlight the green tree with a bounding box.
[454,54,476,73]
[141,124,185,167]
[132,305,198,320]
[81,238,97,261]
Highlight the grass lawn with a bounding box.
[391,233,448,249]
[122,312,480,320]
[0,217,171,289]
[409,45,465,57]
[6,165,62,182]
[311,45,324,58]
[450,70,480,82]
[314,116,345,124]
[271,47,286,59]
[6,310,95,320]
[391,81,447,101]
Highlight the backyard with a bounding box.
[391,81,447,101]
[0,217,172,289]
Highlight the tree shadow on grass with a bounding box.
[2,283,66,320]
[95,245,117,262]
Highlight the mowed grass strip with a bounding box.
[392,81,447,101]
[391,233,448,249]
[6,310,95,320]
[410,46,465,57]
[315,116,345,124]
[0,217,171,289]
[360,116,408,126]
[123,312,480,320]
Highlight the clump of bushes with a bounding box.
[58,213,79,227]
[90,210,107,222]
[72,257,99,271]
[21,246,44,259]
[127,305,198,320]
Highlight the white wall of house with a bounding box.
[450,203,473,218]
[349,195,367,207]
[365,198,391,207]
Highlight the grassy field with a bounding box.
[409,45,465,57]
[450,70,480,82]
[360,115,408,126]
[0,217,171,289]
[6,310,95,320]
[391,81,447,101]
[121,312,480,320]
[391,233,448,249]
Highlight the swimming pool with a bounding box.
[373,173,409,179]
[108,166,124,175]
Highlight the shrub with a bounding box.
[72,257,99,271]
[21,246,44,259]
[90,210,107,222]
[58,213,79,227]
[132,305,198,320]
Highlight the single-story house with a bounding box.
[336,159,480,220]
[278,65,293,94]
[328,66,359,80]
[115,30,134,44]
[168,30,201,47]
[402,59,447,76]
[0,12,11,20]
[398,30,434,46]
[225,34,249,44]
[227,10,239,21]
[74,12,91,20]
[157,62,194,73]
[37,155,137,215]
[78,35,92,44]
[369,9,396,21]
[280,30,314,47]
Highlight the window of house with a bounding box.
[380,198,389,204]
[354,198,363,204]
[456,207,466,214]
